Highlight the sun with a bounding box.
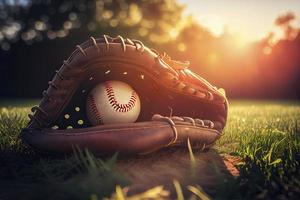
[233,34,252,49]
[191,14,227,38]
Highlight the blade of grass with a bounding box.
[173,179,184,200]
[187,185,210,200]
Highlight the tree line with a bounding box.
[0,0,299,99]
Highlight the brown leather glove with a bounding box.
[21,35,228,155]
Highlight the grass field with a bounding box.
[0,100,299,199]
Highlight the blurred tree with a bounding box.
[0,0,186,51]
[275,12,298,40]
[0,0,188,97]
[0,1,299,99]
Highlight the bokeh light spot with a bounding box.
[109,19,118,27]
[138,27,148,37]
[263,46,272,55]
[177,43,186,52]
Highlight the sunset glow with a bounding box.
[179,0,300,42]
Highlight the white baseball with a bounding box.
[86,80,141,125]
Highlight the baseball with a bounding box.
[86,80,141,125]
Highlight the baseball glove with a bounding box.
[21,35,228,155]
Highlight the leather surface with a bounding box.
[21,115,221,155]
[21,35,228,155]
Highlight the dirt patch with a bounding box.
[117,148,240,196]
[221,154,241,177]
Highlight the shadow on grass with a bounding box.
[117,148,239,198]
[0,147,242,200]
[0,149,127,200]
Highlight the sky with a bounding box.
[178,0,300,42]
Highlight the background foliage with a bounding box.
[0,0,299,99]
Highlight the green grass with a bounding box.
[217,101,300,199]
[0,100,299,199]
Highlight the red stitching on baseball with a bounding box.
[104,82,137,113]
[87,95,103,124]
